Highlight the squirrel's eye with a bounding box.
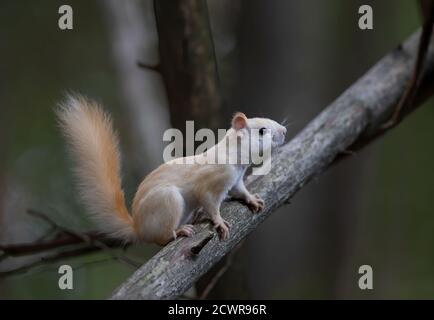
[259,127,266,136]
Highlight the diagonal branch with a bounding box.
[110,29,434,300]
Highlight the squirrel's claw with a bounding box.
[247,193,265,213]
[175,224,195,238]
[214,218,230,240]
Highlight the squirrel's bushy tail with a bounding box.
[57,95,136,242]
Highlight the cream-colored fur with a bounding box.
[57,95,135,241]
[58,96,286,246]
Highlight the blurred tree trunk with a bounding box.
[154,0,221,136]
[100,0,171,174]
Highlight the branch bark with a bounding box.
[111,30,434,300]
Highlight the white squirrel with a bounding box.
[57,95,286,246]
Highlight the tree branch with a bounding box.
[0,246,102,278]
[0,210,120,259]
[110,29,434,300]
[0,210,134,276]
[0,232,104,257]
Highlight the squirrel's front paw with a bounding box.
[246,193,264,213]
[213,218,230,240]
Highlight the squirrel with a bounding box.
[57,95,287,246]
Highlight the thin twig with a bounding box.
[0,209,139,275]
[199,240,245,300]
[381,2,434,129]
[0,231,111,257]
[0,246,100,278]
[15,257,124,279]
[137,61,161,73]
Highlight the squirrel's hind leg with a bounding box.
[135,186,188,246]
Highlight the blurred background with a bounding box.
[1,0,434,299]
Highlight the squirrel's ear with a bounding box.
[231,112,248,130]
